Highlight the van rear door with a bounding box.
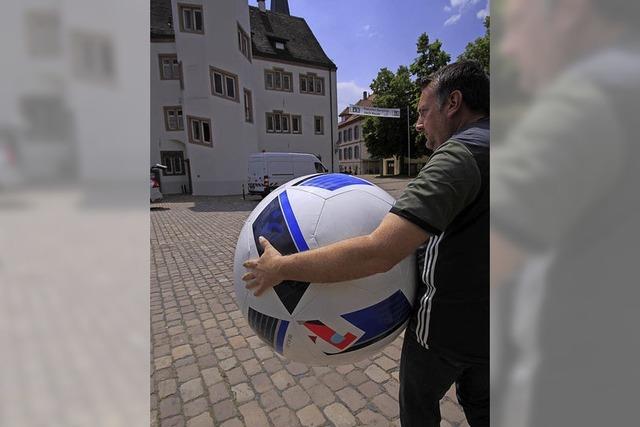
[248,159,266,194]
[268,160,294,187]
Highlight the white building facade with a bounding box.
[336,92,381,175]
[151,0,337,196]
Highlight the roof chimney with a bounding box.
[258,0,266,12]
[271,0,290,15]
[363,91,368,100]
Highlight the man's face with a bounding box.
[416,85,449,151]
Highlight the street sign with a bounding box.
[348,104,401,118]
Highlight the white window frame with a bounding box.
[179,3,204,34]
[163,106,184,131]
[237,23,251,61]
[187,116,212,146]
[210,66,239,102]
[159,54,181,80]
[265,68,293,92]
[300,73,325,96]
[292,115,302,134]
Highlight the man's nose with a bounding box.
[415,120,424,132]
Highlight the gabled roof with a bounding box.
[338,94,376,128]
[249,6,336,70]
[150,0,174,40]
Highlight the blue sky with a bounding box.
[268,0,489,113]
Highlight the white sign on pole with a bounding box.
[348,104,401,118]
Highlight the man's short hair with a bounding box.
[421,60,490,116]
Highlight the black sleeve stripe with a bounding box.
[390,207,442,236]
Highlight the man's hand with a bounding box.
[242,236,285,296]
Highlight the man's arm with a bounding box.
[242,213,430,296]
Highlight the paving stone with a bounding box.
[382,345,402,360]
[282,385,311,410]
[241,358,261,376]
[201,367,222,386]
[335,364,354,375]
[218,357,237,371]
[208,383,230,404]
[155,356,173,371]
[174,355,197,369]
[322,372,347,391]
[228,335,247,349]
[307,383,335,407]
[299,376,319,391]
[271,370,295,390]
[183,398,208,418]
[357,381,383,398]
[172,345,193,361]
[179,377,203,402]
[251,373,273,393]
[194,344,213,358]
[383,380,400,400]
[441,400,466,424]
[296,404,326,427]
[197,355,216,370]
[374,355,397,371]
[356,409,388,427]
[269,407,301,427]
[214,346,233,360]
[255,346,273,360]
[238,401,269,426]
[345,370,368,386]
[158,379,178,400]
[235,348,254,362]
[156,368,175,382]
[177,364,200,382]
[364,364,391,383]
[285,361,309,375]
[231,382,254,403]
[263,357,284,374]
[372,393,399,418]
[219,418,243,427]
[212,399,237,423]
[260,389,285,412]
[160,415,185,427]
[336,387,366,412]
[323,402,357,427]
[226,367,247,385]
[202,319,217,329]
[186,412,213,427]
[159,396,181,419]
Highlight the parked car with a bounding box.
[247,152,327,197]
[150,164,167,202]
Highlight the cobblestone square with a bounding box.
[151,176,467,426]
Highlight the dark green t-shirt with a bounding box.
[391,119,489,362]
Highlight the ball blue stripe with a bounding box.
[278,191,310,252]
[299,173,372,191]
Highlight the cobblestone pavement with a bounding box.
[151,180,468,426]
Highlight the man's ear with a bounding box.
[446,90,463,118]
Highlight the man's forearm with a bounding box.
[277,235,393,283]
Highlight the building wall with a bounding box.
[170,0,258,196]
[337,117,380,175]
[150,41,189,194]
[253,59,336,169]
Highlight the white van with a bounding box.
[247,152,328,197]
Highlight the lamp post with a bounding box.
[407,105,411,177]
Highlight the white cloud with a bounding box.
[477,0,490,19]
[357,24,377,39]
[443,0,484,26]
[337,81,370,114]
[444,14,462,26]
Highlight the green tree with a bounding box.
[409,34,451,83]
[363,66,419,160]
[459,16,490,73]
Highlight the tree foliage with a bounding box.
[459,17,490,74]
[363,34,452,162]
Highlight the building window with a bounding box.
[354,146,360,159]
[343,148,347,160]
[160,151,185,176]
[348,147,353,159]
[25,9,61,57]
[264,68,293,92]
[71,32,115,83]
[237,24,251,61]
[187,116,212,146]
[337,131,341,143]
[275,41,285,50]
[292,115,302,134]
[338,149,342,160]
[210,67,239,102]
[243,89,253,123]
[300,74,325,95]
[354,125,359,140]
[159,54,181,80]
[314,116,324,135]
[342,130,347,142]
[163,106,184,131]
[179,4,204,34]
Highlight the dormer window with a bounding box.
[275,41,285,50]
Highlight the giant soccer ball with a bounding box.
[233,173,416,366]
